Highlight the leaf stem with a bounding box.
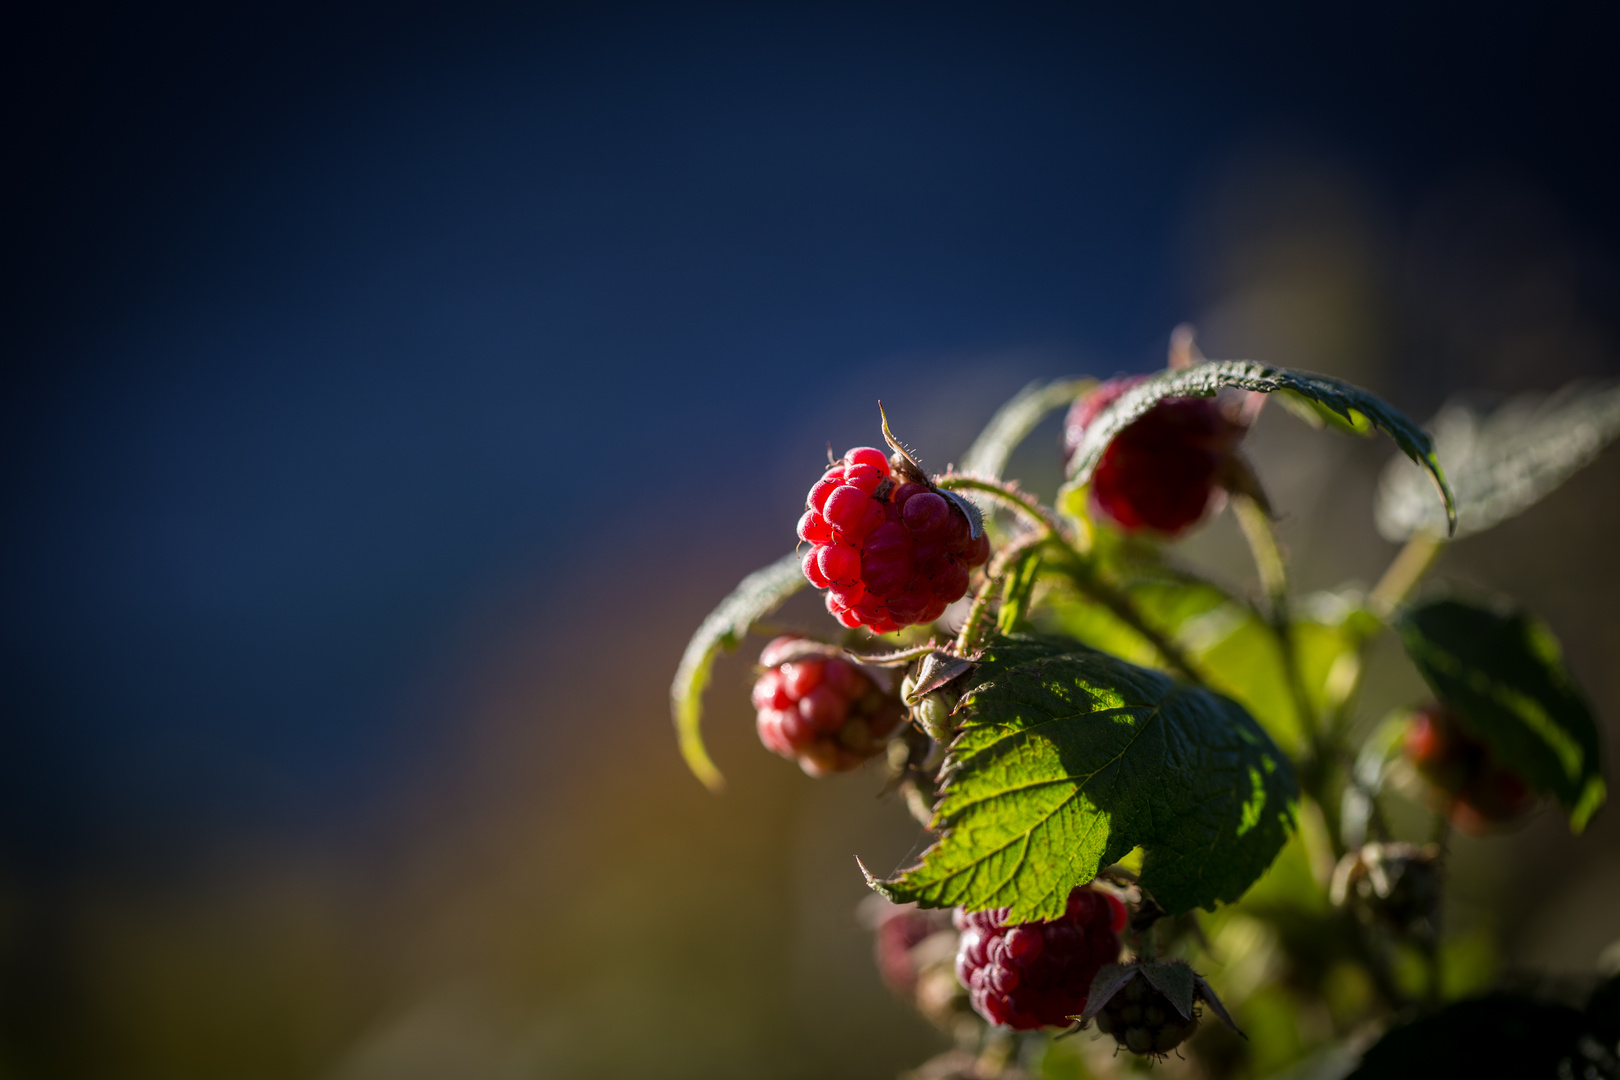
[954,531,1047,655]
[1042,543,1208,687]
[1368,530,1444,618]
[1232,494,1322,757]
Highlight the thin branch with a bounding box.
[1042,544,1209,687]
[1369,530,1444,618]
[1233,494,1322,760]
[935,474,1089,553]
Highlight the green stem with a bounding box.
[1232,494,1321,756]
[1043,543,1208,687]
[1368,530,1444,618]
[954,530,1046,655]
[935,474,1088,553]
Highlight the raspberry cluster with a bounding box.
[953,887,1127,1030]
[1404,704,1533,834]
[798,447,990,634]
[1063,377,1248,537]
[1093,974,1200,1057]
[751,636,905,775]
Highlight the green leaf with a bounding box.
[960,377,1097,480]
[1036,571,1230,672]
[670,553,806,791]
[1347,993,1590,1079]
[866,634,1297,919]
[1061,360,1455,534]
[1397,597,1607,831]
[1376,379,1620,541]
[1193,593,1372,757]
[1273,386,1374,436]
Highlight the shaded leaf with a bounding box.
[1347,993,1589,1079]
[866,634,1297,920]
[960,377,1097,480]
[670,553,806,790]
[1062,360,1454,534]
[1376,379,1620,540]
[1398,596,1607,831]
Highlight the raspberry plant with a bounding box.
[671,340,1618,1078]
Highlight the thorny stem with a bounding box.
[954,530,1049,656]
[938,474,1205,683]
[935,474,1088,553]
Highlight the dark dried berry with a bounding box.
[1094,976,1200,1057]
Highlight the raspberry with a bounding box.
[1094,972,1201,1057]
[953,887,1127,1029]
[1403,704,1534,834]
[797,446,991,634]
[1062,376,1248,537]
[752,636,906,775]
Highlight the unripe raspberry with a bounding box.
[798,446,991,634]
[1330,842,1442,937]
[752,637,905,775]
[1063,376,1249,537]
[1403,704,1534,834]
[952,887,1127,1029]
[1093,973,1200,1056]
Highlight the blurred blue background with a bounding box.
[4,3,1618,1077]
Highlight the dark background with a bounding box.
[3,3,1618,1077]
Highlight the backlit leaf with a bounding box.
[1376,379,1620,540]
[671,553,806,791]
[866,634,1297,919]
[1062,360,1455,534]
[960,377,1097,480]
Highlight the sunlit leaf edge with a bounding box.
[670,552,806,791]
[1062,360,1456,535]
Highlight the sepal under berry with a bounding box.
[1080,959,1240,1058]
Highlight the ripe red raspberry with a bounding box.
[1062,376,1249,536]
[751,636,906,775]
[1403,704,1534,834]
[953,887,1127,1029]
[798,447,991,634]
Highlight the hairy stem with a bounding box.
[935,474,1088,553]
[953,530,1048,655]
